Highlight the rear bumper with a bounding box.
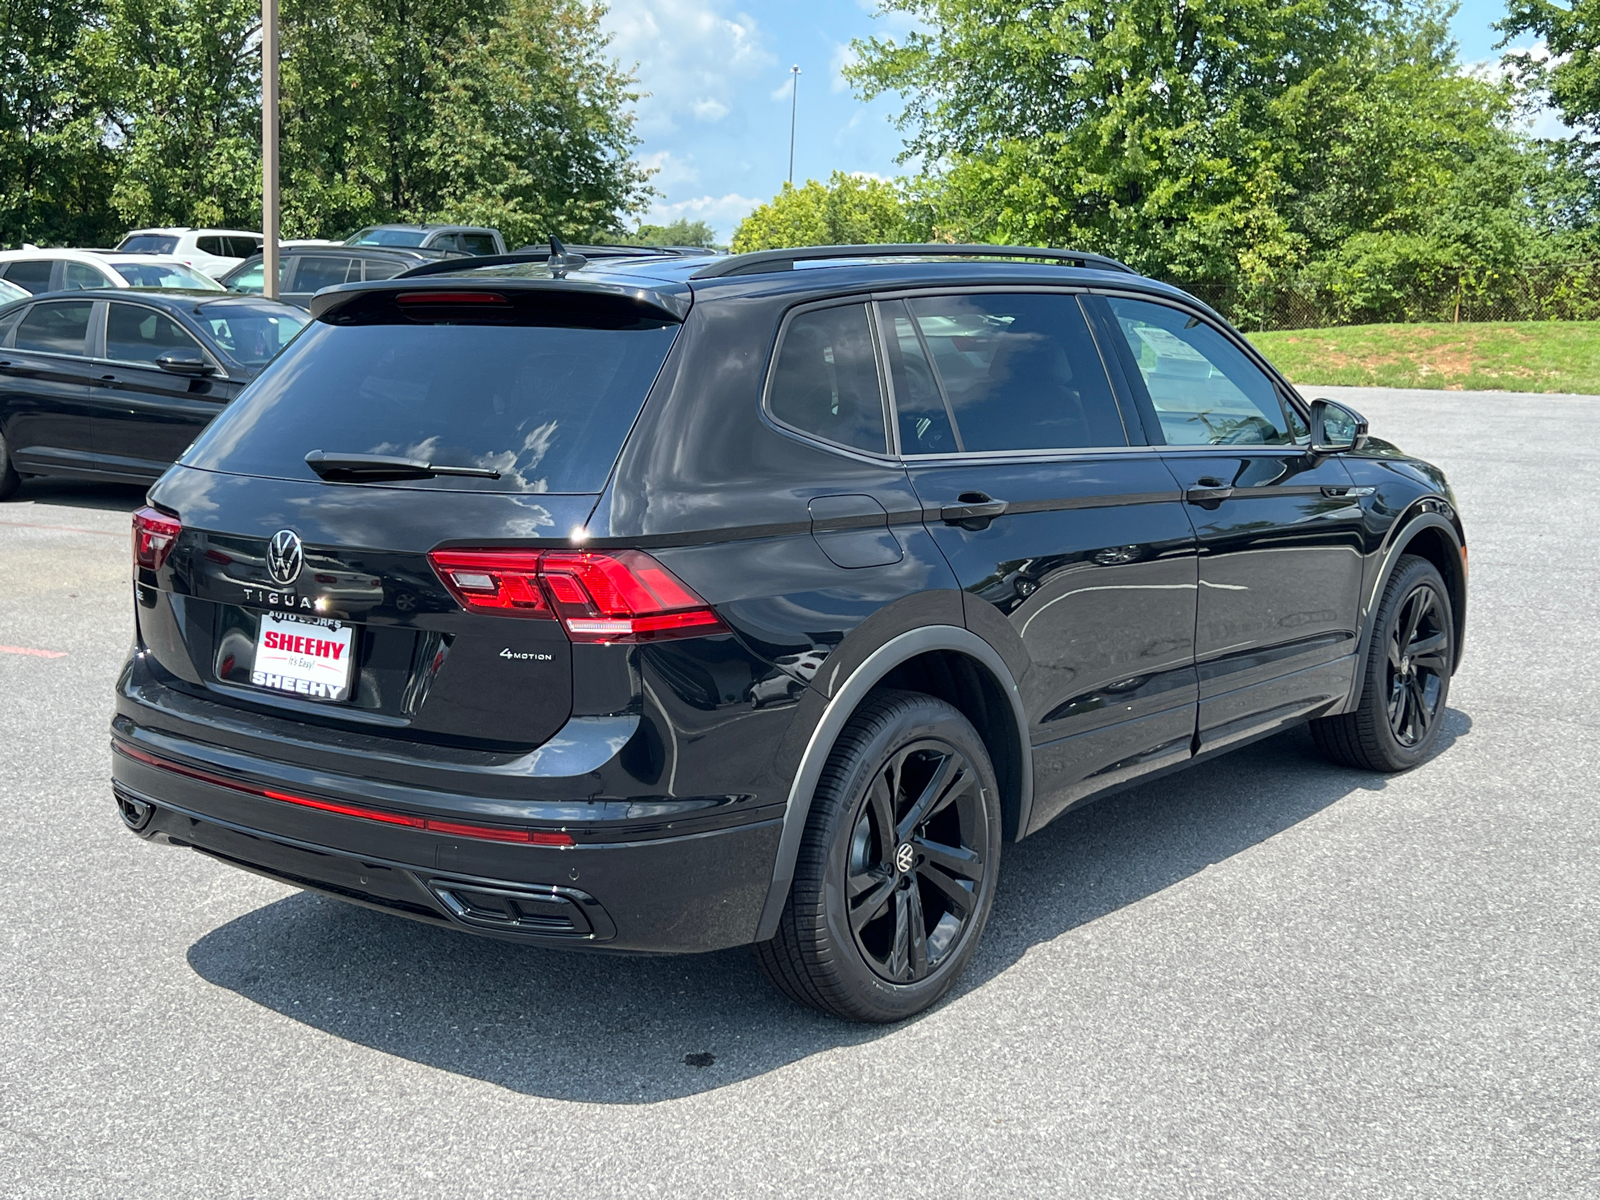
[111,742,782,954]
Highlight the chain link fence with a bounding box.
[1171,262,1600,332]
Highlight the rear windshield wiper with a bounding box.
[304,450,501,482]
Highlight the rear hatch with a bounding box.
[134,280,684,751]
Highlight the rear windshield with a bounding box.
[181,317,679,492]
[117,234,180,254]
[348,228,427,247]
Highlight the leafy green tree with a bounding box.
[1502,0,1600,142]
[731,172,906,252]
[280,0,650,243]
[78,0,262,229]
[624,217,719,247]
[0,0,119,246]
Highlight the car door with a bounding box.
[888,290,1200,832]
[1090,294,1367,753]
[0,298,100,474]
[88,301,232,478]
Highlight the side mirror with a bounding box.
[1308,398,1369,454]
[155,351,213,377]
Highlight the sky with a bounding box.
[602,0,1555,243]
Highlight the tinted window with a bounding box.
[112,262,223,290]
[884,301,958,455]
[117,234,180,254]
[767,304,887,454]
[184,318,680,492]
[4,260,55,293]
[15,301,92,355]
[458,233,497,255]
[106,302,204,365]
[63,261,110,289]
[361,258,405,281]
[0,305,25,344]
[199,305,307,367]
[292,256,356,293]
[230,237,263,258]
[1105,298,1292,446]
[226,258,289,294]
[196,236,224,256]
[900,293,1125,452]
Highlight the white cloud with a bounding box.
[604,1,774,137]
[1466,42,1574,140]
[830,42,858,93]
[637,150,700,190]
[641,192,764,241]
[771,74,798,103]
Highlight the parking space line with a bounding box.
[0,645,69,658]
[0,519,122,537]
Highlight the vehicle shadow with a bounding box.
[186,709,1472,1102]
[11,478,149,512]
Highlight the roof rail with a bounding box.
[691,243,1136,279]
[396,243,713,281]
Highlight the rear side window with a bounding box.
[106,302,204,365]
[767,303,887,454]
[459,233,497,256]
[361,257,405,281]
[63,261,109,289]
[4,260,55,293]
[233,237,264,258]
[15,301,92,355]
[183,311,680,493]
[1104,297,1293,446]
[894,293,1126,454]
[196,236,224,256]
[292,256,357,292]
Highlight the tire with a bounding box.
[0,429,19,501]
[1312,554,1455,771]
[755,689,1002,1022]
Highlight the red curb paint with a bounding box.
[0,645,68,658]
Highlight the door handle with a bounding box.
[1185,476,1233,505]
[940,493,1008,527]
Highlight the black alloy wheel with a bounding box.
[756,690,1001,1022]
[1313,554,1455,771]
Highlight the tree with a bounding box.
[279,0,650,243]
[731,172,906,251]
[0,0,119,247]
[624,217,719,247]
[1502,0,1600,142]
[78,0,263,229]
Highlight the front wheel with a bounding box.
[755,690,1002,1023]
[0,429,19,501]
[1312,554,1455,771]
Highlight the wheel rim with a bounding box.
[844,738,990,984]
[1386,583,1449,747]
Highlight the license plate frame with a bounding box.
[248,612,356,703]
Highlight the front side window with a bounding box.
[3,260,55,293]
[1105,297,1293,446]
[458,233,497,256]
[105,303,205,366]
[200,305,307,367]
[15,301,93,355]
[767,303,888,454]
[891,292,1127,454]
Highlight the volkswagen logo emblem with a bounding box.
[895,842,916,875]
[266,530,304,586]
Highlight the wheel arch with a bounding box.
[1344,507,1467,712]
[752,625,1031,943]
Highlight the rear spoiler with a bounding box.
[308,275,691,323]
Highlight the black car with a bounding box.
[0,290,307,495]
[111,245,1467,1022]
[219,244,459,309]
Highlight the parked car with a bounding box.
[0,279,26,306]
[0,249,225,295]
[345,223,506,255]
[111,244,1467,1022]
[218,244,456,308]
[0,290,307,494]
[116,228,265,279]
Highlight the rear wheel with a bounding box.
[1312,554,1454,771]
[755,690,1001,1022]
[0,429,19,501]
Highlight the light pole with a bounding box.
[262,0,280,300]
[787,64,800,188]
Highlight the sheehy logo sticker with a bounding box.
[251,614,353,701]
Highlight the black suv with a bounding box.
[113,245,1467,1022]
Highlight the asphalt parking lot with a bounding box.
[2,385,1597,1198]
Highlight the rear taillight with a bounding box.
[428,548,726,643]
[132,507,182,571]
